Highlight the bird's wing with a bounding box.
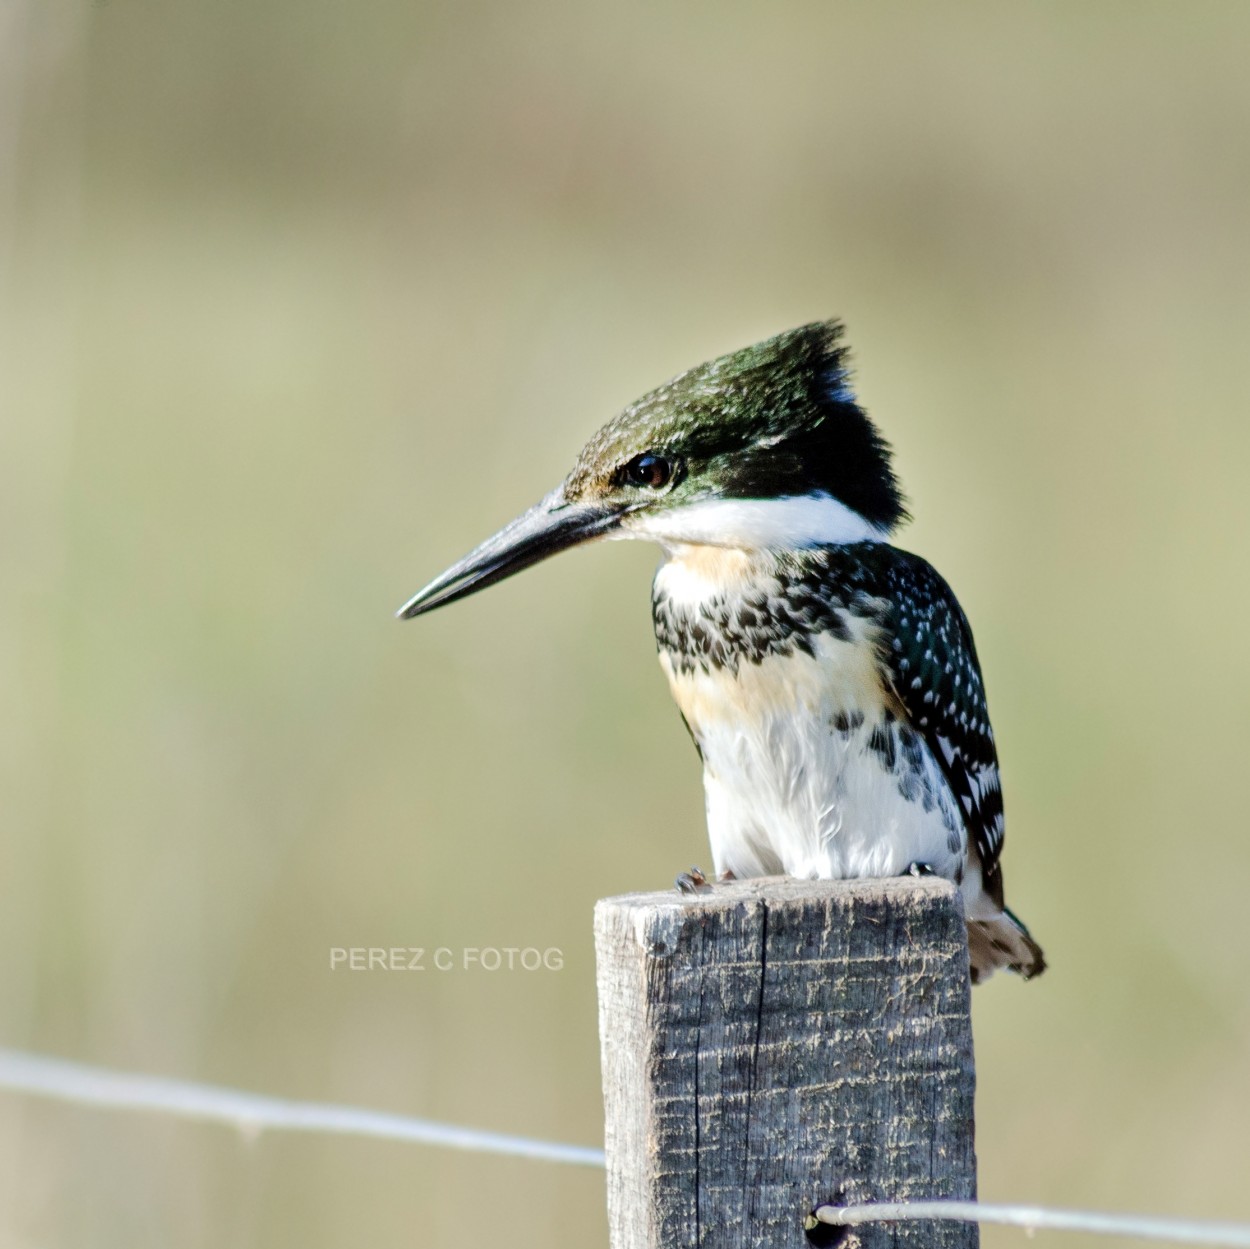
[873,551,1006,907]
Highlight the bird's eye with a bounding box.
[623,453,677,490]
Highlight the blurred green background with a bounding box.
[3,1,1249,1245]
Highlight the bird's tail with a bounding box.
[967,907,1046,984]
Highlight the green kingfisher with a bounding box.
[399,322,1045,983]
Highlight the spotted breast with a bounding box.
[651,543,969,888]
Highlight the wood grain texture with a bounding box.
[594,876,977,1249]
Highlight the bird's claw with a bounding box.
[905,861,936,878]
[675,866,710,895]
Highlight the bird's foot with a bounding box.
[905,861,936,878]
[675,866,737,894]
[675,866,710,895]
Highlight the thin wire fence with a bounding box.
[2,1046,1248,1246]
[810,1202,1250,1247]
[0,1047,604,1168]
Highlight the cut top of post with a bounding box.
[594,875,978,1249]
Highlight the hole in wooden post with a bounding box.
[805,1186,860,1248]
[803,1209,851,1247]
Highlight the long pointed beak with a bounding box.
[397,489,628,620]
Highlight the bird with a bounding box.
[399,321,1045,983]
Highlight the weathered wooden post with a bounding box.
[595,875,977,1248]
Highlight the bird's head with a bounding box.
[398,320,907,618]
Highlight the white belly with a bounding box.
[660,632,967,884]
